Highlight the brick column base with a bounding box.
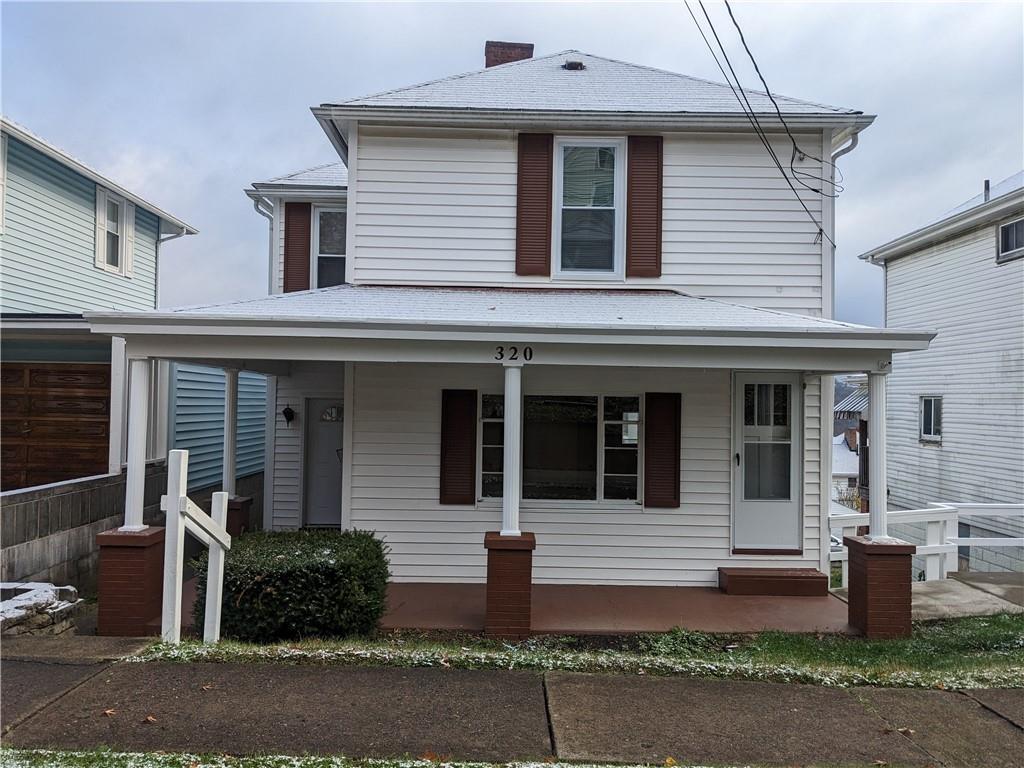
[226,495,254,537]
[96,527,165,637]
[844,535,916,639]
[484,531,536,639]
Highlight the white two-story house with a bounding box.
[860,172,1023,572]
[87,43,934,628]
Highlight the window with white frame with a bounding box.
[312,206,347,287]
[553,138,626,278]
[480,393,641,501]
[920,396,942,442]
[997,217,1024,263]
[94,187,134,276]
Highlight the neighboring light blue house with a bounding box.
[0,116,266,493]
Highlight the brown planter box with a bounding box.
[96,526,165,637]
[844,535,916,639]
[483,531,536,639]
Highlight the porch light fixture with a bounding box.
[282,405,295,426]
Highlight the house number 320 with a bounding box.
[494,345,533,361]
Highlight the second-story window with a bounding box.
[553,138,626,279]
[997,217,1023,263]
[95,187,134,277]
[313,206,346,287]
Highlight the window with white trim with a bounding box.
[312,206,346,287]
[920,396,942,442]
[94,187,134,277]
[480,393,642,501]
[997,217,1024,263]
[552,137,626,278]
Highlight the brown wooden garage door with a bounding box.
[1,362,111,491]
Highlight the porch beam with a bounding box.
[223,368,238,497]
[121,358,150,531]
[501,363,523,536]
[868,371,888,537]
[124,337,897,373]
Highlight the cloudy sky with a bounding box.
[3,1,1021,324]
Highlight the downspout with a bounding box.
[252,195,274,295]
[831,130,860,163]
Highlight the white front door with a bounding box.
[304,398,344,527]
[732,374,802,552]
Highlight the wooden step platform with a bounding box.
[717,567,828,597]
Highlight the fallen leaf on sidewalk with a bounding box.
[873,761,888,766]
[897,727,916,735]
[664,757,677,766]
[101,709,116,717]
[143,715,158,724]
[201,684,215,690]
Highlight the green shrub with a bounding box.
[192,529,389,642]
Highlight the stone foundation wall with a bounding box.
[1,468,263,595]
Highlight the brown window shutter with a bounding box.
[644,392,680,508]
[626,135,663,278]
[283,202,311,292]
[440,389,477,504]
[516,133,553,276]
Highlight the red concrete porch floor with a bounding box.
[382,583,853,635]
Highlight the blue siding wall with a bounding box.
[1,136,158,313]
[170,364,267,491]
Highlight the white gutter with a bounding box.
[859,188,1024,265]
[313,105,875,139]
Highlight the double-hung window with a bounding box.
[552,138,626,279]
[312,206,347,287]
[920,396,942,443]
[480,393,642,502]
[997,217,1024,263]
[95,187,133,277]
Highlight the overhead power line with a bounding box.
[682,0,835,247]
[722,0,843,196]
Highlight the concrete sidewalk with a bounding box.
[3,654,1022,767]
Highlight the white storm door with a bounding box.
[304,398,344,527]
[733,374,802,551]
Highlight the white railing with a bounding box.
[159,449,231,644]
[829,502,1024,588]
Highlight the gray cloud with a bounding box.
[3,2,1021,325]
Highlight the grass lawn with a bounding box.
[0,753,737,768]
[130,612,1024,689]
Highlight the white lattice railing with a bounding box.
[159,449,231,644]
[829,503,1024,588]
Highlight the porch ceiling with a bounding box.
[84,285,934,372]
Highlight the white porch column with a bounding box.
[868,371,888,538]
[121,358,151,531]
[108,337,127,474]
[222,368,238,497]
[501,362,523,536]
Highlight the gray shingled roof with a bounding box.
[254,161,347,189]
[329,51,859,116]
[148,285,879,333]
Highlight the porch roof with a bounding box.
[87,284,931,345]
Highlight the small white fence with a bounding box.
[159,449,231,643]
[829,502,1024,588]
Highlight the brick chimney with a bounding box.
[485,41,534,68]
[845,427,859,452]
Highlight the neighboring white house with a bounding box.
[860,171,1024,572]
[831,432,859,499]
[86,44,935,612]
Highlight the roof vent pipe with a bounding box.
[984,179,991,202]
[563,60,585,71]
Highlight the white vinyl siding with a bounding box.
[298,362,823,586]
[270,361,347,528]
[886,226,1024,507]
[351,126,826,316]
